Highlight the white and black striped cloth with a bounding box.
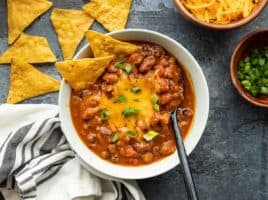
[0,104,145,200]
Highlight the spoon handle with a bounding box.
[171,109,198,200]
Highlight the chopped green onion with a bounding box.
[153,103,160,111]
[122,108,140,117]
[114,61,132,74]
[124,64,132,74]
[100,109,109,121]
[114,61,124,68]
[117,95,127,103]
[111,133,120,143]
[126,130,137,138]
[151,95,159,104]
[260,87,268,94]
[143,130,159,141]
[237,46,268,97]
[151,95,160,111]
[131,86,141,93]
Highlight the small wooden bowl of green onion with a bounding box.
[230,29,268,108]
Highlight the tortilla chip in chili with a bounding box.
[55,56,114,90]
[51,8,94,60]
[85,30,139,58]
[83,0,132,32]
[6,58,60,104]
[7,0,53,44]
[0,33,57,64]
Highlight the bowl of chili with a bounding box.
[230,29,268,108]
[59,29,209,179]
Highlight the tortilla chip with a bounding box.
[7,58,60,104]
[83,0,132,32]
[8,0,52,44]
[0,33,57,64]
[85,30,139,58]
[51,8,94,60]
[55,56,114,90]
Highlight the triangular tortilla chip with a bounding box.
[7,58,60,104]
[8,0,53,44]
[51,8,94,60]
[0,33,57,64]
[83,0,132,32]
[85,30,139,58]
[55,56,114,90]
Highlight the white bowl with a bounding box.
[59,29,209,180]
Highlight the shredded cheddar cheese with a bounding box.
[181,0,259,24]
[98,75,156,135]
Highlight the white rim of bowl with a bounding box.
[59,29,210,179]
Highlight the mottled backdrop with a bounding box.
[0,1,268,199]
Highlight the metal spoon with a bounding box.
[170,108,198,200]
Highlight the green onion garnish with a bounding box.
[131,86,141,93]
[143,130,159,141]
[238,46,268,96]
[100,109,109,121]
[151,95,159,104]
[153,104,160,111]
[117,95,127,103]
[114,61,132,74]
[111,133,120,143]
[126,130,137,138]
[151,95,160,111]
[122,108,140,117]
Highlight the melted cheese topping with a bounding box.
[99,75,156,133]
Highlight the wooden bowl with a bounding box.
[173,0,268,30]
[230,29,268,108]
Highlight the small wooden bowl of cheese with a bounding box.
[173,0,267,30]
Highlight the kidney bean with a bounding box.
[101,84,114,93]
[152,146,160,155]
[137,120,149,131]
[128,53,144,65]
[179,108,194,117]
[159,93,173,105]
[100,150,110,159]
[120,145,138,158]
[160,140,176,155]
[142,152,154,163]
[108,144,117,154]
[150,112,170,128]
[154,65,165,77]
[165,66,180,79]
[153,46,166,57]
[97,126,112,135]
[107,64,118,73]
[156,78,170,94]
[133,142,153,153]
[103,73,119,84]
[81,107,100,120]
[87,133,96,144]
[139,56,156,73]
[159,57,169,67]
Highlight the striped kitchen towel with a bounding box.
[0,104,145,200]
